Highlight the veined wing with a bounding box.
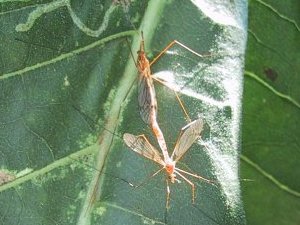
[138,74,157,125]
[123,133,164,166]
[171,118,204,162]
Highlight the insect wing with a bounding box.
[171,118,204,162]
[123,133,164,165]
[138,74,157,125]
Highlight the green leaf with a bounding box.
[242,0,300,224]
[0,0,247,224]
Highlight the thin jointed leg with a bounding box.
[153,77,192,123]
[175,171,196,204]
[166,179,171,209]
[174,90,191,123]
[176,167,215,185]
[135,167,165,189]
[150,40,204,67]
[148,40,200,123]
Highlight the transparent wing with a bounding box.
[138,74,157,125]
[123,133,164,165]
[171,118,204,162]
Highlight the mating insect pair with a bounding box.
[123,32,214,208]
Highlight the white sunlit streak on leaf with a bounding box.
[190,0,242,28]
[153,70,230,108]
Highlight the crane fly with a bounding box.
[123,118,214,208]
[132,32,205,162]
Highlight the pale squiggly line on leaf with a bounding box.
[0,30,135,80]
[15,0,118,37]
[255,0,300,32]
[240,154,300,197]
[15,0,67,32]
[66,2,117,37]
[244,71,300,110]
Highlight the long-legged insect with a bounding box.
[132,32,205,162]
[123,118,214,208]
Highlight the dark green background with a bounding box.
[241,0,300,225]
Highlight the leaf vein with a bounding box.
[244,70,300,110]
[0,31,135,80]
[103,201,166,225]
[240,154,300,197]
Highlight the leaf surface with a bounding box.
[0,1,247,224]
